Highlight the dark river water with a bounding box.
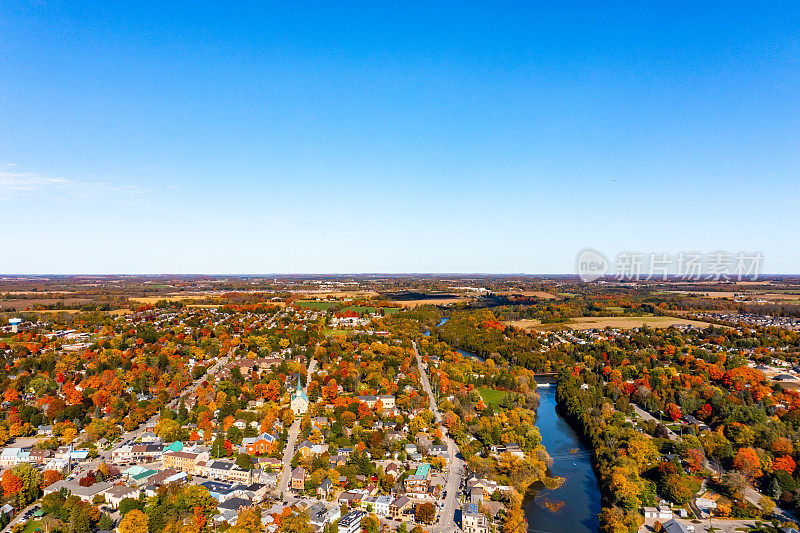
[431,315,600,531]
[524,385,601,533]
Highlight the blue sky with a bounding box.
[1,2,798,274]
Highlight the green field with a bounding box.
[478,387,510,410]
[22,520,42,533]
[294,300,341,310]
[341,306,401,315]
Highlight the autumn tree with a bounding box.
[232,506,262,533]
[665,403,681,422]
[2,471,22,498]
[415,502,436,524]
[119,509,148,533]
[773,455,796,475]
[41,470,64,489]
[279,511,311,533]
[732,447,762,481]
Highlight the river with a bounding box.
[524,384,601,533]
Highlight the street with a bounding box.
[412,341,466,533]
[275,357,316,497]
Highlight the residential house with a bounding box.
[28,449,53,464]
[657,504,673,521]
[405,464,431,499]
[642,507,658,519]
[378,395,395,409]
[389,496,412,520]
[371,494,393,517]
[290,467,306,492]
[470,487,484,505]
[317,478,332,499]
[215,497,253,524]
[338,491,363,508]
[103,485,140,509]
[429,444,448,457]
[0,448,22,467]
[298,441,328,458]
[462,504,488,533]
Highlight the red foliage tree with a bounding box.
[665,403,682,422]
[773,455,796,475]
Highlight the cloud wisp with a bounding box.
[0,169,146,201]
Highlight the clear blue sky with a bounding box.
[1,2,798,274]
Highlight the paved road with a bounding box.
[630,404,678,441]
[0,504,39,533]
[275,357,316,497]
[412,341,466,533]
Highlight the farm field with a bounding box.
[529,316,716,331]
[505,319,542,329]
[393,297,470,308]
[128,293,213,304]
[496,290,558,299]
[297,290,381,299]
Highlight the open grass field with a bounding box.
[293,300,341,310]
[496,290,558,299]
[478,387,510,410]
[393,297,471,308]
[22,519,42,533]
[505,319,542,329]
[129,293,212,304]
[530,316,716,331]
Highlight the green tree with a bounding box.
[236,453,253,471]
[119,498,144,516]
[68,504,91,533]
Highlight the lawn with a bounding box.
[22,519,43,533]
[478,387,510,410]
